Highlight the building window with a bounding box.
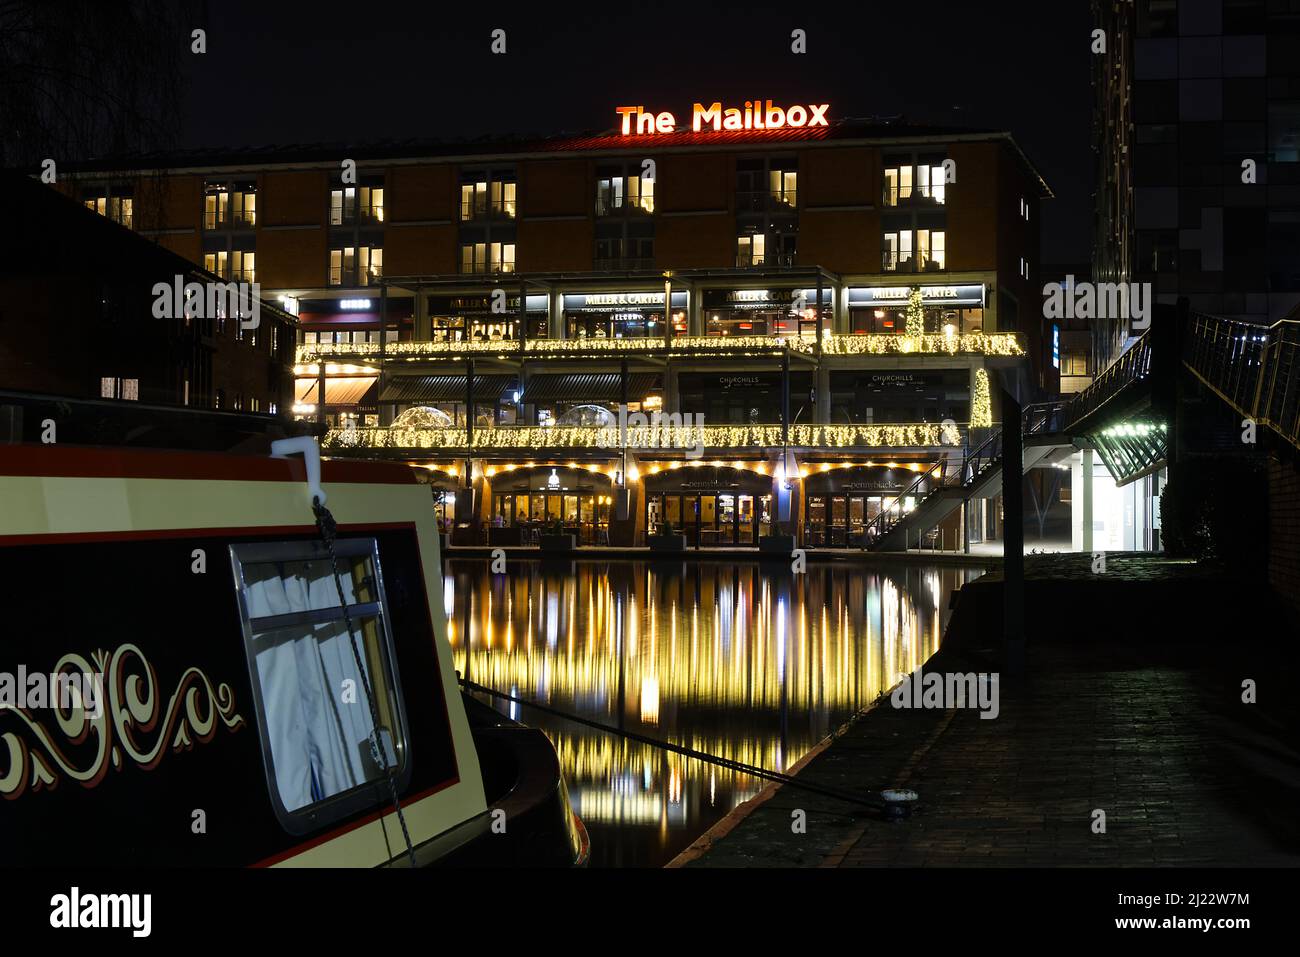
[769,168,797,208]
[459,241,516,274]
[83,189,133,228]
[737,233,766,267]
[330,184,385,225]
[882,229,945,272]
[595,216,654,269]
[596,167,655,216]
[100,377,139,400]
[736,158,799,213]
[883,161,947,207]
[228,539,410,832]
[460,173,517,220]
[329,246,383,285]
[205,184,256,230]
[203,249,255,282]
[1060,352,1089,377]
[233,250,256,283]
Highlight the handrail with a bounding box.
[1063,330,1152,429]
[861,397,1070,549]
[1184,311,1299,449]
[862,424,1005,547]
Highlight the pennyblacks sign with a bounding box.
[617,101,830,135]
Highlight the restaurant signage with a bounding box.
[430,294,548,316]
[563,291,688,312]
[616,101,830,135]
[703,288,832,311]
[848,284,985,307]
[718,375,765,390]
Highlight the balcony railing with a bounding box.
[882,251,946,273]
[735,251,796,268]
[323,420,965,452]
[595,195,655,217]
[593,257,656,271]
[735,190,798,214]
[460,199,517,221]
[881,185,946,207]
[296,332,1022,363]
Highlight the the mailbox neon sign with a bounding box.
[616,101,830,135]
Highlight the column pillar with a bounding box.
[378,285,392,426]
[1082,447,1095,553]
[550,289,564,339]
[414,285,430,340]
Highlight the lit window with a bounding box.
[769,169,797,207]
[360,246,383,284]
[737,234,765,266]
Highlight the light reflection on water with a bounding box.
[446,559,979,868]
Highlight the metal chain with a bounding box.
[313,499,417,867]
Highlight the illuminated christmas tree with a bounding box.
[971,368,993,428]
[904,287,925,338]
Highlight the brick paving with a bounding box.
[681,560,1300,868]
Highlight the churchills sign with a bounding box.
[616,100,830,135]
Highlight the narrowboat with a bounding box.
[0,407,587,867]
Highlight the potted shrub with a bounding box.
[759,520,797,556]
[539,517,577,552]
[647,520,687,552]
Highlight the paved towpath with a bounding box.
[675,557,1300,867]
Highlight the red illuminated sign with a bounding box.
[616,100,830,135]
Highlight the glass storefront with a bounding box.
[489,467,613,544]
[644,468,774,547]
[846,284,987,334]
[803,466,924,547]
[805,493,917,547]
[428,294,548,342]
[850,304,984,334]
[701,288,830,340]
[646,491,773,546]
[561,291,688,340]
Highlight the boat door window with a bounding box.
[229,538,411,835]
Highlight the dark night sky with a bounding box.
[180,0,1093,263]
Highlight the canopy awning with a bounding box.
[522,372,659,403]
[380,374,514,403]
[295,376,378,406]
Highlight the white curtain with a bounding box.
[244,559,394,813]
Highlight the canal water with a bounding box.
[445,558,980,867]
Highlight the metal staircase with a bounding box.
[864,401,1072,551]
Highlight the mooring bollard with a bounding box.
[881,788,919,819]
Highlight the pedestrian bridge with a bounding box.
[863,304,1300,551]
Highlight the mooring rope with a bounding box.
[458,677,886,814]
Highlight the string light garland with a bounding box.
[971,368,993,428]
[904,287,926,339]
[324,421,967,451]
[297,332,1020,364]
